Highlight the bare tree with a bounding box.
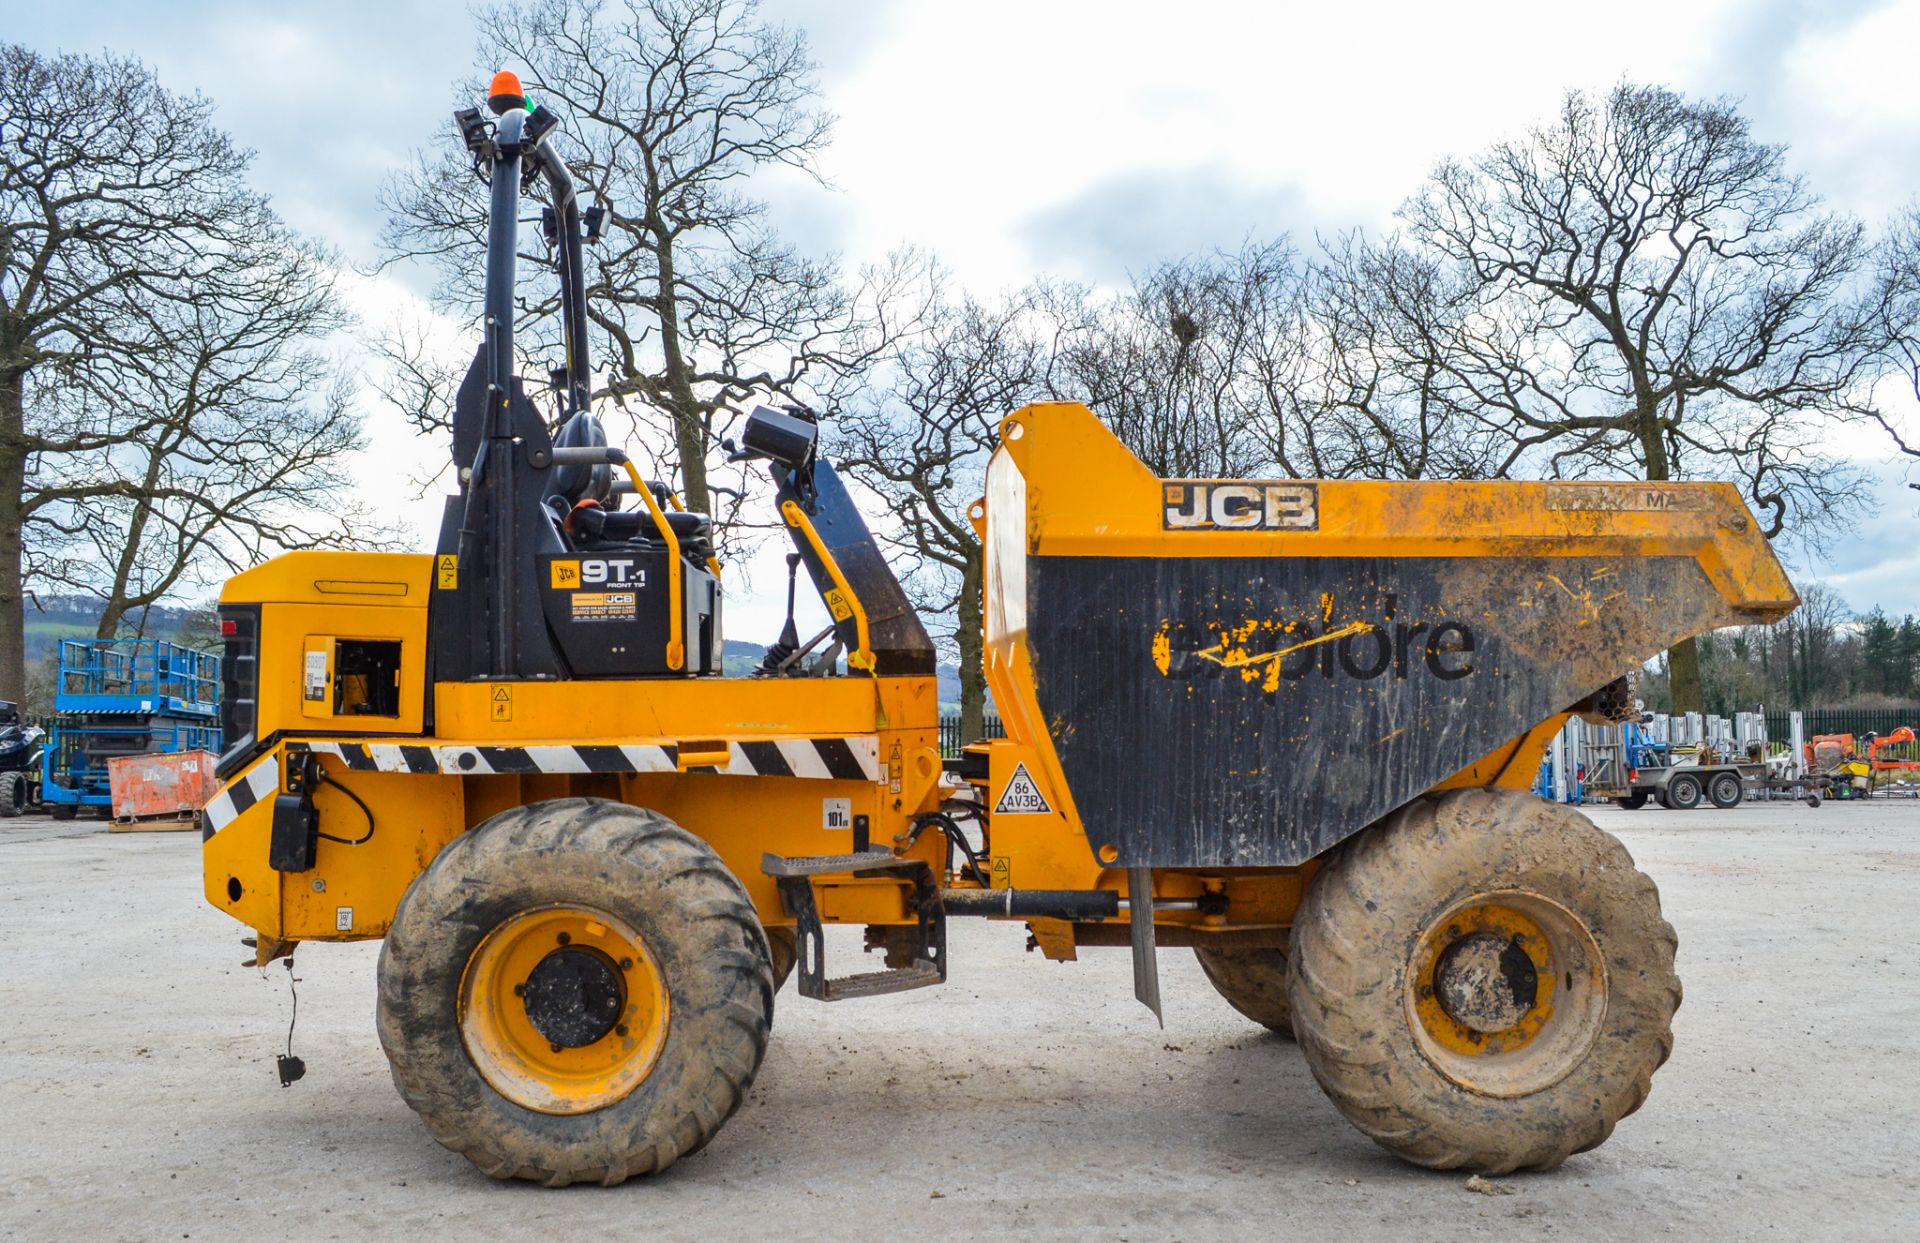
[837,283,1078,737]
[1053,243,1284,478]
[1867,207,1920,492]
[1,45,303,699]
[1329,84,1885,713]
[383,0,915,530]
[25,239,378,637]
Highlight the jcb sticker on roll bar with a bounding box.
[1163,481,1318,531]
[552,557,647,590]
[994,762,1052,815]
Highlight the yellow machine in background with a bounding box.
[200,75,1798,1185]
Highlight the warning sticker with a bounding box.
[990,856,1012,889]
[435,554,458,589]
[303,649,328,701]
[570,591,637,623]
[824,587,853,621]
[490,684,512,722]
[993,762,1052,815]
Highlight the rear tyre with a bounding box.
[1707,772,1743,809]
[1288,789,1681,1173]
[765,926,796,992]
[377,798,774,1186]
[1665,773,1703,811]
[0,774,21,817]
[1617,791,1648,810]
[1193,945,1294,1039]
[49,802,76,821]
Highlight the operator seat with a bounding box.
[543,410,714,561]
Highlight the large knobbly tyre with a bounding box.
[1193,945,1294,1039]
[1288,789,1680,1174]
[764,926,796,992]
[0,773,20,817]
[377,798,774,1186]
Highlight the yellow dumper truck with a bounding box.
[199,75,1798,1183]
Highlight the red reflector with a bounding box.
[220,619,238,636]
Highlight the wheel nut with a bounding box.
[556,932,571,946]
[615,1024,629,1037]
[619,957,633,970]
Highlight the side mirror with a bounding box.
[738,405,818,471]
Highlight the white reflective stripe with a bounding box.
[205,755,278,835]
[524,745,591,773]
[303,741,345,759]
[439,747,493,774]
[243,760,280,801]
[368,744,409,772]
[202,789,238,833]
[777,739,833,779]
[848,738,882,781]
[618,744,676,772]
[725,743,756,774]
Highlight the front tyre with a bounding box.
[1288,789,1680,1173]
[377,799,774,1186]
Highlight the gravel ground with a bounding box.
[1,798,1916,1242]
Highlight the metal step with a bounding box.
[762,851,947,1002]
[815,959,943,999]
[761,849,906,878]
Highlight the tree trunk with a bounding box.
[0,370,26,704]
[956,543,987,743]
[650,230,710,514]
[1633,394,1706,715]
[1669,635,1705,717]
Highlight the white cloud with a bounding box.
[14,0,1920,629]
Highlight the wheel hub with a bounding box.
[1434,933,1538,1033]
[522,947,625,1049]
[458,904,670,1115]
[1405,892,1609,1098]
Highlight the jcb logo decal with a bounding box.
[1164,481,1318,531]
[552,558,643,589]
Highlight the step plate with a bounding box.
[765,852,947,1002]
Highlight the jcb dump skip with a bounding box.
[200,75,1796,1183]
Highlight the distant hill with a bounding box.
[25,597,211,666]
[721,637,965,708]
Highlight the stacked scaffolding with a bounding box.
[41,639,221,817]
[1534,709,1808,804]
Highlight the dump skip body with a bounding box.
[983,402,1798,868]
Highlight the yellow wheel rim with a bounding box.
[1405,891,1607,1098]
[458,904,670,1115]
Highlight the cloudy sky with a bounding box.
[11,0,1920,635]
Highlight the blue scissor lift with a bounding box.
[41,639,222,817]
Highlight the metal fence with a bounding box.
[938,714,1004,757]
[1765,708,1915,743]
